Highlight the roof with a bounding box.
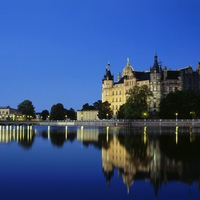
[0,106,15,109]
[135,71,150,81]
[165,70,179,80]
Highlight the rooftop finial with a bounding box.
[106,61,110,71]
[127,58,130,65]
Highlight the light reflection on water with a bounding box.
[0,125,200,200]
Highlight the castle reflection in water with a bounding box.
[0,125,200,196]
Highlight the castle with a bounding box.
[102,55,200,118]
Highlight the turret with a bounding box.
[151,54,161,73]
[102,62,114,102]
[149,54,162,116]
[118,72,121,82]
[102,63,114,83]
[150,54,162,82]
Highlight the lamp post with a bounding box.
[142,111,148,126]
[189,111,195,119]
[175,113,178,121]
[190,111,195,126]
[106,113,108,120]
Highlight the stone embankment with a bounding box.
[0,119,199,127]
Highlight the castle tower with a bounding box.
[102,63,114,103]
[149,54,162,116]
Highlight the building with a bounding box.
[0,106,22,120]
[102,55,200,118]
[77,110,99,120]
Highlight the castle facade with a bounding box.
[102,55,200,118]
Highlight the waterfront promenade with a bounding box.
[0,119,199,127]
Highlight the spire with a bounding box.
[107,62,110,71]
[151,54,160,73]
[154,53,158,63]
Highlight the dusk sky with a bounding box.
[0,0,200,112]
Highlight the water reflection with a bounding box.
[0,125,34,149]
[41,126,77,147]
[0,125,200,198]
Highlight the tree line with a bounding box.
[17,100,76,120]
[17,86,200,120]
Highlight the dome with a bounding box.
[122,58,134,77]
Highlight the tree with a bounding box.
[98,101,113,119]
[82,103,95,110]
[93,100,102,110]
[159,89,199,119]
[124,85,153,119]
[18,100,35,119]
[66,108,76,120]
[117,104,125,119]
[41,110,49,120]
[50,103,66,120]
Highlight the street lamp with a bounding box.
[106,113,108,120]
[190,111,195,119]
[175,113,178,121]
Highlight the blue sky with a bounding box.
[0,0,200,112]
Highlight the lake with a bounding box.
[0,125,200,200]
